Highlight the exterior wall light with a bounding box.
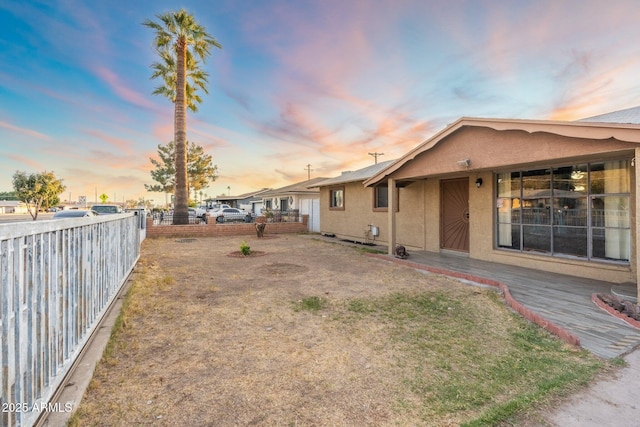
[475,178,483,188]
[456,159,470,168]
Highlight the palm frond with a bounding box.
[145,9,222,110]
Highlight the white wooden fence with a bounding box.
[0,213,144,427]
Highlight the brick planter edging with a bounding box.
[367,254,581,348]
[145,217,307,239]
[592,293,640,329]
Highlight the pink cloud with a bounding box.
[0,121,51,140]
[93,66,157,110]
[549,56,640,121]
[233,0,440,178]
[84,148,149,170]
[152,121,174,143]
[4,153,44,170]
[83,129,134,154]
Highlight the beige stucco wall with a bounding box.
[422,178,440,252]
[387,127,638,284]
[321,126,639,285]
[468,172,493,256]
[321,171,635,283]
[390,127,636,181]
[319,181,428,249]
[395,181,427,249]
[319,181,388,243]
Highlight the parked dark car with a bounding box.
[52,209,98,218]
[215,208,252,223]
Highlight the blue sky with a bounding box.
[2,0,640,205]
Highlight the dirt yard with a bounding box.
[72,234,600,426]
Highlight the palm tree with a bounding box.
[144,9,221,224]
[150,49,210,112]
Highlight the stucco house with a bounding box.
[209,188,273,214]
[0,200,29,214]
[318,109,640,299]
[260,177,328,232]
[314,160,396,242]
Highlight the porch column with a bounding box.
[635,148,640,301]
[388,178,397,255]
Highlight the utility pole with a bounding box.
[304,164,313,180]
[368,152,384,164]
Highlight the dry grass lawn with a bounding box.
[70,234,603,426]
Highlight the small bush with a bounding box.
[240,241,251,256]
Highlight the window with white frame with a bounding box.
[329,187,344,210]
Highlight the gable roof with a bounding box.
[0,200,26,207]
[364,116,640,187]
[236,188,273,199]
[214,188,273,202]
[578,105,640,125]
[314,159,396,187]
[260,177,329,197]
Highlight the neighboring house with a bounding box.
[215,188,273,214]
[243,188,274,214]
[207,195,238,208]
[0,200,29,214]
[260,177,329,232]
[206,188,272,213]
[318,109,640,300]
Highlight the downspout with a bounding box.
[388,178,397,255]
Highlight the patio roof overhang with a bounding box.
[364,117,640,187]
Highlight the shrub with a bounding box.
[240,241,251,256]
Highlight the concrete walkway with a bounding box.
[545,349,640,426]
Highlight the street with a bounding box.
[0,213,54,223]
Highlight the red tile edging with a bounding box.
[367,254,581,348]
[591,293,640,330]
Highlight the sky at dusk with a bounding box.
[2,0,640,205]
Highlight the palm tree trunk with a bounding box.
[173,37,189,225]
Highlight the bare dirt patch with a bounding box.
[226,250,267,258]
[72,235,601,426]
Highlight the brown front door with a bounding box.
[440,178,469,252]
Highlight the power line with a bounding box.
[304,163,313,179]
[368,152,384,164]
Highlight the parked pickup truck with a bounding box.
[194,206,208,219]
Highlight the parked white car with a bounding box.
[52,209,98,218]
[90,204,124,215]
[207,204,231,215]
[214,208,251,223]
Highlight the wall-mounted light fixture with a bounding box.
[475,178,483,188]
[456,159,470,168]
